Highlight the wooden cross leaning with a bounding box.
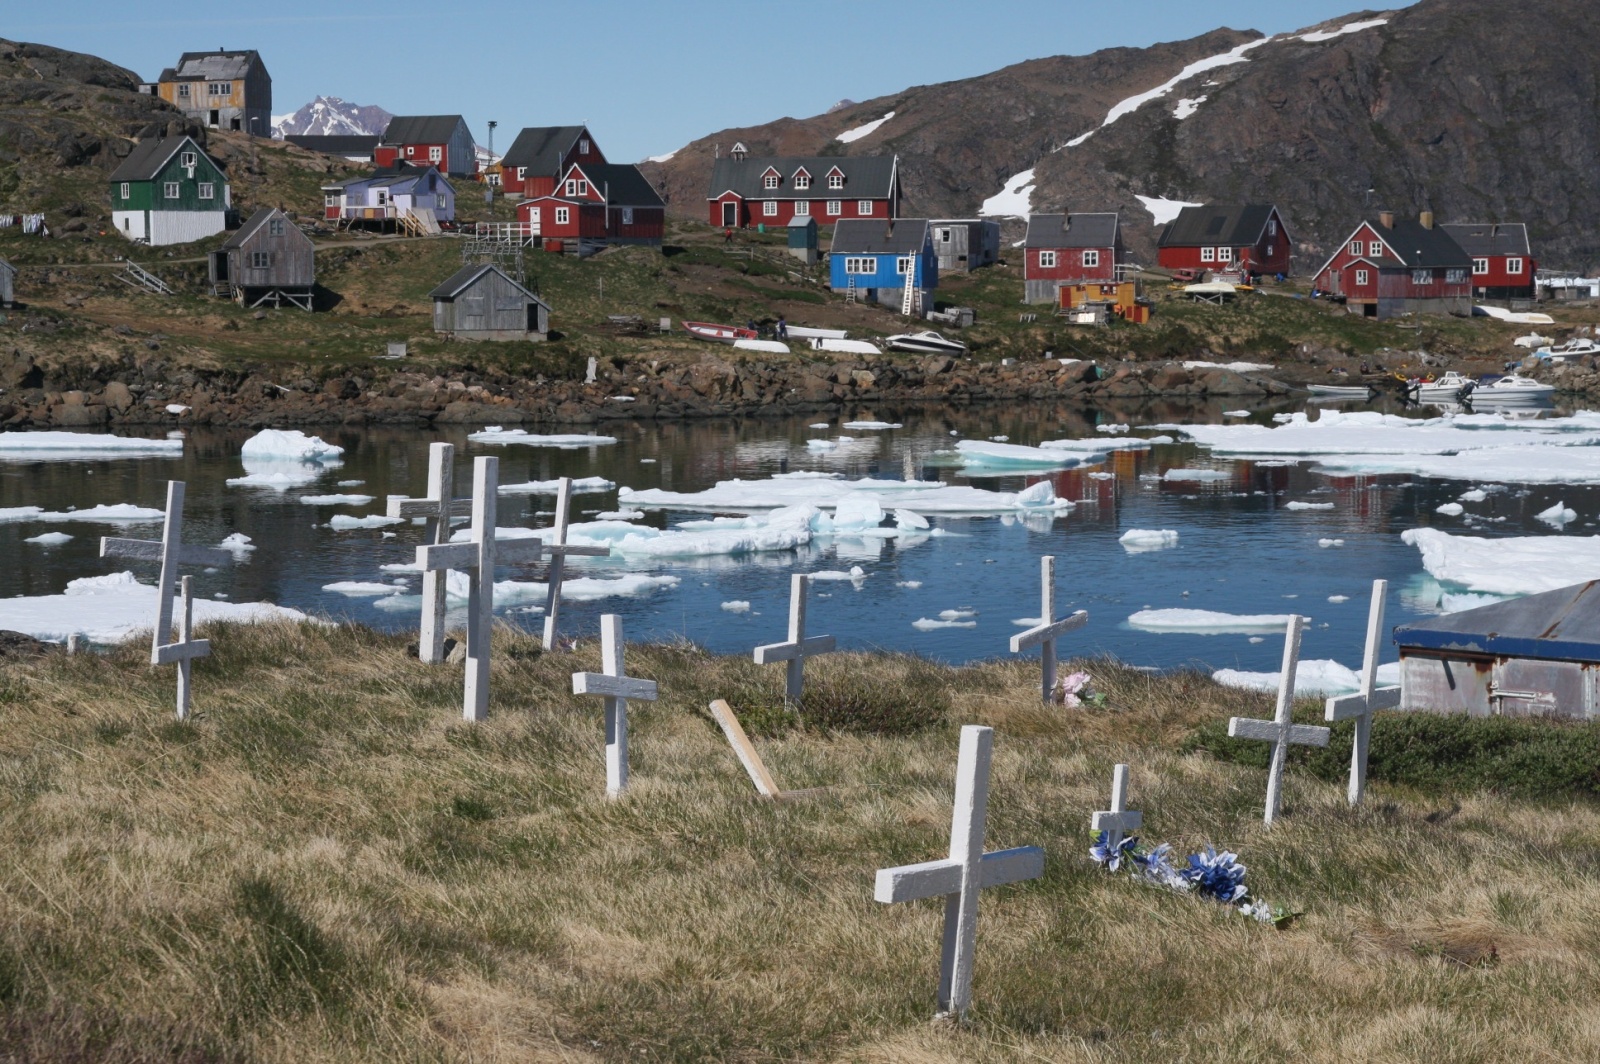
[540,476,610,652]
[1227,614,1330,826]
[387,442,471,664]
[415,456,544,721]
[1009,555,1088,704]
[572,614,658,796]
[754,574,836,705]
[874,725,1044,1019]
[1324,579,1400,806]
[100,480,234,721]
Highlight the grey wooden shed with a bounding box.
[930,219,1001,273]
[0,258,15,308]
[208,208,315,310]
[430,264,550,341]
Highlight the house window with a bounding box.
[1266,244,1275,257]
[163,181,180,199]
[793,200,810,216]
[794,173,810,190]
[579,138,590,154]
[1038,250,1057,269]
[1349,240,1363,256]
[406,146,415,156]
[198,182,214,200]
[896,256,915,275]
[844,257,875,274]
[268,217,285,235]
[1267,220,1277,236]
[1082,249,1101,268]
[119,182,130,200]
[621,207,634,225]
[1446,268,1467,284]
[1507,257,1524,275]
[763,200,778,217]
[576,180,588,196]
[324,194,338,207]
[177,84,189,98]
[827,200,841,216]
[180,152,196,169]
[1473,258,1490,275]
[828,173,844,189]
[249,251,270,269]
[1200,247,1215,262]
[565,179,577,195]
[764,174,780,189]
[1218,247,1234,262]
[857,200,872,215]
[1355,269,1369,286]
[429,146,442,163]
[207,82,230,97]
[1412,269,1434,285]
[555,207,570,225]
[515,167,526,180]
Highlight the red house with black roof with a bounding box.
[516,161,665,255]
[500,125,604,199]
[707,144,899,228]
[1157,204,1292,278]
[1314,211,1472,318]
[1022,212,1122,303]
[376,115,477,177]
[1439,222,1537,299]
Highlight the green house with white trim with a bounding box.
[109,136,231,246]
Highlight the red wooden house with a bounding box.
[516,161,665,255]
[706,144,899,228]
[499,125,604,198]
[375,115,477,177]
[1439,222,1536,299]
[1157,204,1292,278]
[1313,211,1472,318]
[1022,213,1122,304]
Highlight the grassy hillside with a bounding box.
[3,620,1600,1061]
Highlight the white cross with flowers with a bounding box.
[1009,556,1087,704]
[1227,614,1330,826]
[1091,763,1142,858]
[1324,579,1400,806]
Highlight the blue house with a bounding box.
[828,218,937,309]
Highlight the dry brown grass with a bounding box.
[3,620,1600,1062]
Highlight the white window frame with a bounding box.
[827,200,841,216]
[406,146,415,156]
[515,166,526,181]
[555,206,570,225]
[1267,219,1277,237]
[1218,247,1234,262]
[1369,242,1384,258]
[579,138,590,154]
[828,173,844,190]
[1472,257,1490,276]
[1082,249,1101,269]
[844,257,876,275]
[208,82,229,97]
[565,179,577,196]
[1507,257,1524,275]
[163,181,180,199]
[621,207,634,225]
[856,200,873,215]
[1200,246,1215,263]
[1266,244,1275,258]
[763,173,780,190]
[576,180,588,196]
[896,256,915,275]
[1412,269,1434,285]
[763,200,778,217]
[1355,269,1369,286]
[177,83,190,98]
[793,173,810,190]
[180,152,196,169]
[793,200,810,216]
[428,146,442,163]
[324,193,339,207]
[198,182,214,200]
[120,182,130,200]
[1349,240,1363,256]
[1446,268,1467,285]
[1038,250,1057,269]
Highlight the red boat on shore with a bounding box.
[682,321,757,343]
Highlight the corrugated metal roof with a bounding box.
[1396,580,1600,662]
[829,218,929,255]
[501,126,589,172]
[170,50,264,81]
[707,155,896,201]
[381,115,468,145]
[219,208,306,250]
[1024,213,1119,249]
[1440,222,1532,258]
[1158,204,1277,248]
[108,136,211,182]
[1364,217,1470,269]
[428,264,548,306]
[573,163,663,208]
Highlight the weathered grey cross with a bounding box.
[416,456,544,721]
[1091,763,1142,854]
[100,480,234,721]
[1324,579,1400,806]
[754,573,836,705]
[1009,556,1088,704]
[539,476,610,652]
[874,725,1044,1019]
[387,442,471,664]
[1227,614,1330,826]
[572,614,658,796]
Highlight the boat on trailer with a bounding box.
[886,330,967,355]
[682,321,757,344]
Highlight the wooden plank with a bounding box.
[100,537,162,561]
[708,698,781,797]
[873,847,1046,904]
[572,672,659,702]
[386,496,472,519]
[753,634,836,664]
[542,478,573,652]
[155,639,212,665]
[1229,719,1330,747]
[417,541,479,571]
[1326,686,1401,720]
[1008,610,1088,653]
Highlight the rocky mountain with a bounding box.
[642,0,1600,270]
[271,95,392,139]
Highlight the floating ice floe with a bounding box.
[0,431,185,460]
[1213,659,1401,697]
[842,420,902,430]
[720,600,751,613]
[218,533,256,558]
[808,423,830,429]
[1317,538,1345,548]
[1120,529,1179,552]
[1127,608,1295,634]
[375,571,679,612]
[1284,501,1335,511]
[323,581,402,596]
[0,503,165,524]
[810,566,867,583]
[1328,595,1350,603]
[24,532,72,545]
[1537,502,1577,527]
[468,426,617,448]
[1402,527,1600,596]
[0,571,310,644]
[241,429,344,462]
[300,494,375,506]
[594,509,644,521]
[619,472,1072,515]
[1459,489,1489,502]
[1436,503,1465,516]
[896,580,922,589]
[912,616,977,630]
[499,476,616,495]
[1163,468,1231,482]
[328,515,405,530]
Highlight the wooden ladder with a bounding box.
[846,277,856,304]
[900,262,916,316]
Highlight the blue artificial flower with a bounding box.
[1133,842,1192,892]
[1182,847,1249,904]
[1089,830,1139,872]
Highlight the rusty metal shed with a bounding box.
[1395,580,1600,719]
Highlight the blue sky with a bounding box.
[16,1,1403,161]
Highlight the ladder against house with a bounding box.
[401,208,441,237]
[900,265,917,316]
[846,277,857,304]
[116,260,173,295]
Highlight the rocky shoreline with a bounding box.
[0,348,1306,429]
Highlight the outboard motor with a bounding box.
[1456,379,1476,403]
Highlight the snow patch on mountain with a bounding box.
[272,96,393,139]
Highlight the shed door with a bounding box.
[722,201,737,227]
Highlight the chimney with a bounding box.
[1419,209,1434,230]
[1379,210,1395,229]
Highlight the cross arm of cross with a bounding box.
[874,846,1045,904]
[100,537,234,568]
[155,639,211,665]
[386,495,473,520]
[1228,717,1331,747]
[1009,610,1087,653]
[417,536,544,571]
[753,634,836,664]
[1091,807,1141,834]
[545,543,610,560]
[572,671,659,702]
[1325,686,1401,721]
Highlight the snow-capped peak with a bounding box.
[272,96,394,139]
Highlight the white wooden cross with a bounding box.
[754,573,836,705]
[1009,556,1088,704]
[387,442,470,664]
[873,725,1044,1019]
[1091,764,1142,853]
[416,456,544,721]
[540,476,610,652]
[100,480,233,721]
[1325,579,1400,806]
[572,614,658,796]
[1227,614,1330,826]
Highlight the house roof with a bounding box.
[1158,204,1278,248]
[219,208,304,250]
[322,162,449,193]
[501,126,590,173]
[1024,213,1120,249]
[1395,580,1600,663]
[1318,218,1471,277]
[109,136,214,182]
[707,155,897,201]
[381,115,468,145]
[829,218,930,255]
[428,264,549,307]
[285,134,380,156]
[569,163,663,208]
[1439,222,1532,258]
[166,50,265,82]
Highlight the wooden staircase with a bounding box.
[116,260,173,295]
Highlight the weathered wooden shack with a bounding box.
[929,219,1000,273]
[429,264,549,341]
[208,208,314,309]
[0,258,15,308]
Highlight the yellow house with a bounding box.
[143,51,272,136]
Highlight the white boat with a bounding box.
[1410,371,1477,402]
[1463,374,1555,404]
[1533,338,1600,363]
[783,325,848,340]
[886,330,967,355]
[682,321,756,343]
[1306,384,1374,399]
[809,337,881,354]
[1473,305,1555,325]
[732,339,791,354]
[1513,333,1554,349]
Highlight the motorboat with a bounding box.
[886,330,967,355]
[1533,338,1600,363]
[732,339,790,354]
[809,337,881,354]
[1463,374,1555,404]
[783,325,848,340]
[1408,371,1477,403]
[682,321,756,343]
[1306,383,1375,400]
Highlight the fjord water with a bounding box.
[4,399,1591,675]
